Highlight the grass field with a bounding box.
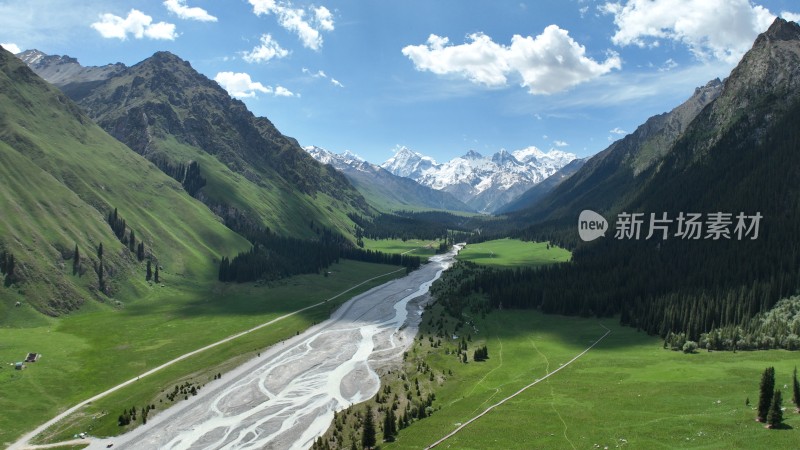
[363,238,443,258]
[385,307,800,449]
[0,260,406,446]
[457,238,571,267]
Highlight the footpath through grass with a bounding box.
[456,238,571,267]
[386,308,800,449]
[0,260,405,446]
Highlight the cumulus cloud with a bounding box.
[402,25,621,95]
[783,12,800,23]
[600,0,784,63]
[91,9,177,40]
[163,0,216,22]
[1,42,21,54]
[247,0,334,50]
[553,140,569,147]
[274,85,297,97]
[610,127,627,135]
[243,34,289,63]
[330,78,344,88]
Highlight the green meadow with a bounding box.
[456,238,571,267]
[387,308,800,449]
[0,260,405,446]
[363,238,443,258]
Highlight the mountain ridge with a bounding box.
[381,145,576,213]
[19,49,371,239]
[305,146,475,213]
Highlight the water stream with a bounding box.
[103,245,461,450]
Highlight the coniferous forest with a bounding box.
[455,98,800,349]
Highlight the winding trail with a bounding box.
[9,266,408,450]
[426,323,612,449]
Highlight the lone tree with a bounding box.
[362,406,376,450]
[766,390,783,429]
[146,260,152,281]
[757,366,776,422]
[72,244,80,275]
[793,366,800,413]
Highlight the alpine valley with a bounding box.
[2,7,800,450]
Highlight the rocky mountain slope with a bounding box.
[381,146,576,213]
[498,157,587,214]
[19,50,370,239]
[508,77,724,226]
[491,17,800,347]
[305,146,474,213]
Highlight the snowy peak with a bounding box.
[381,146,577,213]
[381,146,439,179]
[491,149,521,166]
[462,150,483,160]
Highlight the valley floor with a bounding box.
[383,308,800,449]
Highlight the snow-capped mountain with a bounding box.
[381,146,576,213]
[304,146,474,213]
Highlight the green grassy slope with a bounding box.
[71,51,370,240]
[0,47,250,315]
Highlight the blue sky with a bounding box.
[1,0,798,163]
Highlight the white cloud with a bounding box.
[247,0,334,51]
[553,140,569,147]
[91,9,177,40]
[1,42,21,54]
[214,71,272,98]
[163,0,217,22]
[243,34,289,63]
[274,85,297,97]
[783,12,800,23]
[401,25,621,95]
[330,78,344,88]
[600,0,780,63]
[249,0,277,15]
[659,58,678,72]
[214,72,297,99]
[314,6,334,31]
[610,127,627,135]
[303,68,327,78]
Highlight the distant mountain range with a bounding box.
[380,146,576,213]
[305,146,474,213]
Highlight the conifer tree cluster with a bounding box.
[217,225,421,283]
[0,249,16,286]
[152,156,207,196]
[107,207,147,263]
[473,345,489,362]
[755,366,800,429]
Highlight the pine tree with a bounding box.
[97,243,104,259]
[146,260,152,281]
[154,266,160,283]
[137,242,145,262]
[793,366,800,413]
[128,230,136,252]
[766,390,783,429]
[72,244,80,275]
[757,366,776,422]
[361,406,376,450]
[383,408,397,442]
